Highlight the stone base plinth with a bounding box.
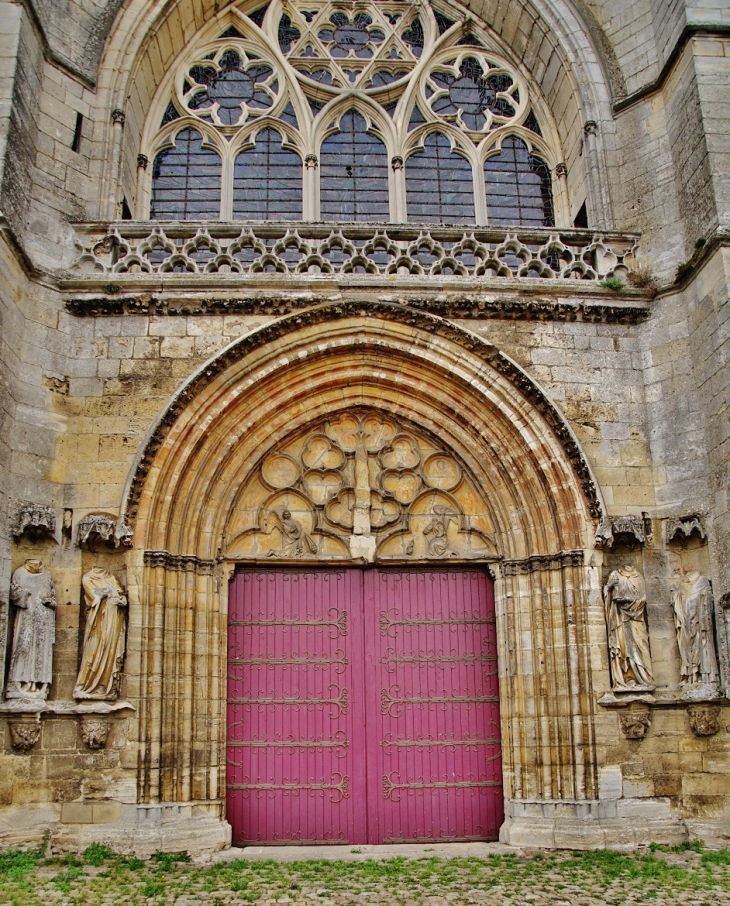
[0,801,232,858]
[500,798,688,849]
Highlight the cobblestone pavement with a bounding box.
[1,843,729,905]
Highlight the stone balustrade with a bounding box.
[69,221,639,284]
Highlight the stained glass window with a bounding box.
[484,137,554,226]
[320,110,389,221]
[233,128,302,220]
[151,128,222,220]
[406,133,475,223]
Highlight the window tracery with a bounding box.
[143,0,563,225]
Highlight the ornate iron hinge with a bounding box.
[227,731,348,758]
[380,609,492,637]
[228,648,349,674]
[227,773,350,803]
[380,685,498,718]
[229,608,347,638]
[230,684,349,718]
[383,772,501,801]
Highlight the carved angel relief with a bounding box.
[225,410,496,563]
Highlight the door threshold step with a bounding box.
[204,841,521,863]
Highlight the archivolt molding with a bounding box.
[124,300,603,566]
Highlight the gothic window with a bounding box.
[233,128,303,220]
[406,132,475,223]
[144,2,564,225]
[484,137,554,227]
[150,128,221,220]
[320,111,389,221]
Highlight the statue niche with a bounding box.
[224,410,497,564]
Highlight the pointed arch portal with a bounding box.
[124,301,603,846]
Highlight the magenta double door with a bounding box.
[226,568,503,845]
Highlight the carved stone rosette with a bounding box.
[687,704,721,737]
[618,705,651,740]
[80,717,111,749]
[9,721,41,752]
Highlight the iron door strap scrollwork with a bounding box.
[381,684,498,718]
[228,773,350,803]
[227,730,349,758]
[383,772,501,802]
[380,608,493,637]
[381,732,501,755]
[229,607,347,638]
[228,648,349,674]
[380,646,496,672]
[230,683,349,717]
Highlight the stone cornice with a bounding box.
[64,292,652,324]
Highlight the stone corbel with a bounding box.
[9,720,41,753]
[594,515,645,549]
[618,703,651,740]
[666,515,706,547]
[12,502,56,542]
[80,717,111,749]
[78,513,133,549]
[687,704,721,737]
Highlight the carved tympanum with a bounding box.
[618,705,651,740]
[671,571,719,689]
[225,409,496,563]
[6,560,57,701]
[687,704,721,738]
[604,565,655,691]
[9,721,41,752]
[74,568,128,701]
[80,717,111,749]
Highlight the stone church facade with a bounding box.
[0,0,729,855]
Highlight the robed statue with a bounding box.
[74,567,127,701]
[671,570,719,687]
[6,559,57,700]
[604,564,655,690]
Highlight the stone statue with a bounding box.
[604,564,655,690]
[671,570,719,687]
[74,567,128,701]
[6,559,57,700]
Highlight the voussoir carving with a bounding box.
[225,409,498,564]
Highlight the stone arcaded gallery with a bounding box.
[0,0,729,855]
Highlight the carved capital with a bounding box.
[137,154,149,171]
[554,162,567,178]
[687,704,721,737]
[304,153,318,170]
[618,705,651,740]
[720,591,730,610]
[391,156,404,171]
[9,721,41,752]
[80,717,111,749]
[584,120,598,137]
[12,502,56,541]
[111,109,126,126]
[501,550,584,576]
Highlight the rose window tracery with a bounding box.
[146,0,562,226]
